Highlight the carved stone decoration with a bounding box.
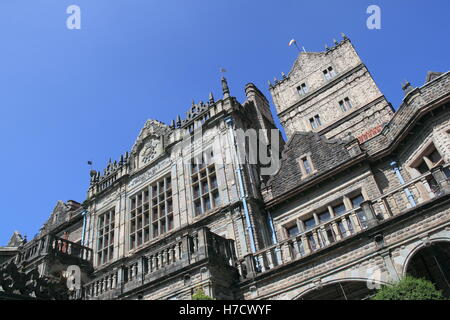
[141,139,160,164]
[131,119,171,155]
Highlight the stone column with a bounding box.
[361,200,378,228]
[244,254,258,278]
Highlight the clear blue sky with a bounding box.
[0,0,448,244]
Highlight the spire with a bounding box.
[209,92,214,104]
[221,76,230,99]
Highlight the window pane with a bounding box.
[303,158,312,175]
[210,175,218,190]
[333,203,346,216]
[194,200,202,216]
[351,195,364,208]
[287,225,299,237]
[203,196,211,211]
[315,115,322,126]
[318,211,331,223]
[212,191,220,208]
[304,218,316,230]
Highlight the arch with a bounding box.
[294,278,387,300]
[404,240,450,298]
[402,237,450,277]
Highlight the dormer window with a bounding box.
[309,114,322,129]
[323,66,336,80]
[339,97,353,112]
[299,153,315,177]
[297,83,309,96]
[302,158,312,175]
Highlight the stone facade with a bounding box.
[2,35,450,300]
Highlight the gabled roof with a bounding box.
[265,131,355,199]
[131,119,171,155]
[7,231,24,247]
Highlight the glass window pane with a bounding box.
[287,225,299,237]
[333,203,346,216]
[318,211,331,223]
[304,218,316,230]
[351,195,364,208]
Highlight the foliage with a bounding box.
[372,276,444,300]
[191,288,214,300]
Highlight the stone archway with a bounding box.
[297,280,377,300]
[405,241,450,297]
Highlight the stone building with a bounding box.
[1,35,450,300]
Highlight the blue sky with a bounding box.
[0,0,448,244]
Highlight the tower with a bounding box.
[269,35,394,142]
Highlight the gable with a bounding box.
[266,132,354,198]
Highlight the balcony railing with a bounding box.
[84,227,236,299]
[50,236,93,263]
[15,234,93,265]
[238,165,450,280]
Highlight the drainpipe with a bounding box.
[267,211,277,245]
[225,116,257,254]
[390,161,416,207]
[81,210,87,246]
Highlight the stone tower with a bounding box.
[269,35,394,142]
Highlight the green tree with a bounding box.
[372,276,444,300]
[191,288,214,300]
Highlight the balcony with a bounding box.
[238,165,450,280]
[15,234,93,268]
[84,227,237,299]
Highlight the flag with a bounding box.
[87,161,93,165]
[220,68,227,73]
[288,39,296,47]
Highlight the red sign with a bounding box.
[357,125,382,143]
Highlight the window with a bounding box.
[351,195,364,208]
[297,83,309,96]
[413,143,443,174]
[286,225,299,238]
[129,175,173,250]
[97,208,115,265]
[309,114,322,129]
[302,157,312,175]
[191,152,220,216]
[323,66,336,80]
[339,97,353,112]
[332,203,346,216]
[318,210,331,223]
[304,217,316,231]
